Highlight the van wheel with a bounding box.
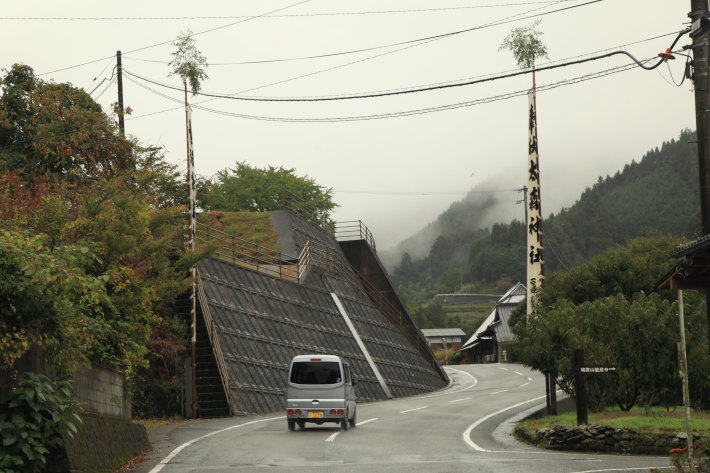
[349,409,356,428]
[340,418,349,431]
[288,420,295,431]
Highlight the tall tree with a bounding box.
[499,19,548,70]
[0,64,133,181]
[168,30,208,96]
[200,161,337,227]
[513,235,709,410]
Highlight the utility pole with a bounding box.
[677,290,694,461]
[689,0,710,346]
[516,186,529,227]
[116,50,125,136]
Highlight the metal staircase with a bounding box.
[194,306,230,418]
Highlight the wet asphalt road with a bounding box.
[132,363,670,473]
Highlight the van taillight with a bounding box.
[287,409,294,415]
[337,409,344,415]
[329,409,336,415]
[310,358,321,361]
[295,409,302,415]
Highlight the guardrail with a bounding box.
[335,220,376,252]
[196,278,233,415]
[196,222,299,281]
[279,188,335,235]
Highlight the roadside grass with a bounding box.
[135,417,181,433]
[519,407,710,435]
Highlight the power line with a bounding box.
[88,66,117,96]
[94,77,116,100]
[121,0,601,120]
[335,189,520,196]
[123,46,667,103]
[0,2,581,21]
[124,29,677,67]
[38,0,591,77]
[122,29,682,122]
[83,57,114,91]
[121,0,599,67]
[37,0,312,76]
[128,59,646,123]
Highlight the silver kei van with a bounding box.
[286,354,357,431]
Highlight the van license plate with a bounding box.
[308,411,323,418]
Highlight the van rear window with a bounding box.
[290,361,341,384]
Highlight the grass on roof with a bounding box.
[198,211,281,253]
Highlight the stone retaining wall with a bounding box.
[48,413,149,473]
[514,423,701,455]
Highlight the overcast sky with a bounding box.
[1,0,696,250]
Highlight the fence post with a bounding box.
[230,234,236,264]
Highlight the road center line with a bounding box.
[148,416,283,473]
[520,382,530,387]
[498,367,509,371]
[527,377,533,381]
[325,432,340,442]
[400,406,428,413]
[490,390,509,395]
[515,371,524,376]
[358,417,379,425]
[449,397,472,403]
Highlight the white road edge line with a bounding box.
[463,395,547,452]
[358,417,379,425]
[400,406,428,414]
[148,416,283,473]
[490,390,509,395]
[449,397,472,403]
[325,432,340,442]
[569,468,667,473]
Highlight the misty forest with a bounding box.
[387,129,699,332]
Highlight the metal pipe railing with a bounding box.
[334,220,376,251]
[196,277,233,415]
[197,222,299,280]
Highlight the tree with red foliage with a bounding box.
[0,63,134,182]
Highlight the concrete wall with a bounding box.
[1,352,148,473]
[74,365,131,419]
[47,413,149,473]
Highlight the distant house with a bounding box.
[433,293,502,305]
[421,328,467,352]
[459,282,526,363]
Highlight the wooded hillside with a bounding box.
[390,129,699,305]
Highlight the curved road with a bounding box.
[134,363,669,473]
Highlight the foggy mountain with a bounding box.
[378,188,522,270]
[383,129,699,302]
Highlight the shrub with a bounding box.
[668,442,709,473]
[0,372,81,473]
